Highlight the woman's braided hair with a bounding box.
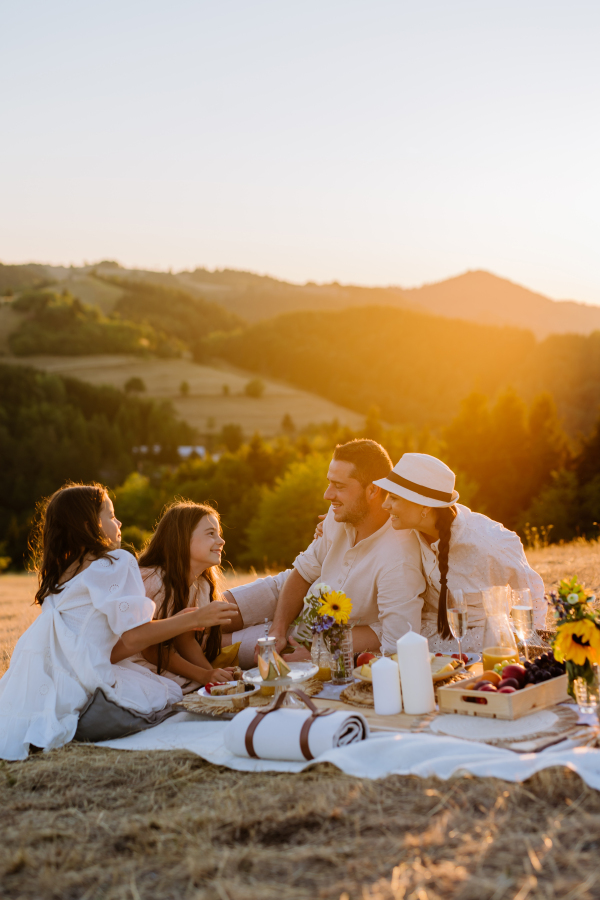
[436,505,458,640]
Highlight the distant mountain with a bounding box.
[403,270,600,339]
[3,261,600,339]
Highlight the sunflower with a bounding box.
[554,619,600,667]
[318,591,352,625]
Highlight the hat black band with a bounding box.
[385,471,454,503]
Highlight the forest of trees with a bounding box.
[0,364,194,568]
[6,280,243,359]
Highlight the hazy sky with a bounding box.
[2,1,600,302]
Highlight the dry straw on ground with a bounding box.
[2,545,600,899]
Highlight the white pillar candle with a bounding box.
[396,631,435,715]
[371,657,402,715]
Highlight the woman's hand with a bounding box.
[174,602,238,632]
[313,514,326,540]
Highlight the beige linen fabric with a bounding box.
[417,504,547,654]
[231,508,426,658]
[129,568,212,694]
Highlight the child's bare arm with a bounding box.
[173,630,212,669]
[141,644,234,685]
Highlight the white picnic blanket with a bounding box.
[96,712,600,789]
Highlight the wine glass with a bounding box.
[447,589,468,663]
[511,588,533,661]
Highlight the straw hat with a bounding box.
[374,453,459,508]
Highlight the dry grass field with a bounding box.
[0,354,363,437]
[2,544,600,900]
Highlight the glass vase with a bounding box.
[573,664,600,717]
[326,626,354,685]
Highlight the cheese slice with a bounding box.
[430,655,460,676]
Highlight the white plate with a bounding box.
[197,682,260,703]
[243,661,319,687]
[353,657,467,685]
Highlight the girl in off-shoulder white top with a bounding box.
[130,500,240,692]
[0,485,236,761]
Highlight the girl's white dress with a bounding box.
[0,550,182,761]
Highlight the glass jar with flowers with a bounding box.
[549,576,600,703]
[294,583,354,684]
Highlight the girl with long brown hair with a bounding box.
[375,454,547,652]
[0,484,236,760]
[131,501,240,690]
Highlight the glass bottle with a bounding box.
[481,585,519,671]
[256,636,279,697]
[311,631,332,682]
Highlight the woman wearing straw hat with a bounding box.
[374,453,547,653]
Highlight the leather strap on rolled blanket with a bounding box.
[244,690,335,760]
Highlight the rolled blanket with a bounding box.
[224,689,369,761]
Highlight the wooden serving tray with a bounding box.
[437,672,569,719]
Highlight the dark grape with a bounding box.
[551,666,563,677]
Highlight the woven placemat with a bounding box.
[429,704,579,746]
[340,671,472,710]
[177,677,324,717]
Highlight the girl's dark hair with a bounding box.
[32,483,113,606]
[436,505,458,640]
[138,501,223,671]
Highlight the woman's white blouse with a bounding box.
[0,550,182,761]
[417,504,547,653]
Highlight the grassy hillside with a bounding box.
[206,306,536,429]
[0,354,364,437]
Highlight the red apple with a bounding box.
[472,680,492,690]
[498,686,516,694]
[356,652,377,667]
[500,664,526,685]
[479,684,498,693]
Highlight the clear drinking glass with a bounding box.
[511,588,533,661]
[447,589,468,662]
[573,666,600,728]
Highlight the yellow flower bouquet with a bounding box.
[294,583,354,683]
[550,577,600,698]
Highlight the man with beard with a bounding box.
[220,439,426,667]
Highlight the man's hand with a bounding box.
[279,636,311,662]
[253,630,287,664]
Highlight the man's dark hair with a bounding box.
[332,439,392,487]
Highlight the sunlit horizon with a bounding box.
[3,0,600,304]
